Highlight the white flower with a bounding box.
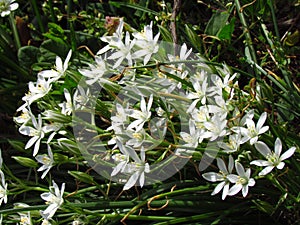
[227,162,255,197]
[40,180,65,220]
[218,133,242,153]
[186,77,208,112]
[0,170,8,205]
[109,103,129,129]
[201,113,228,141]
[18,76,52,110]
[19,114,45,156]
[210,71,237,95]
[179,119,201,148]
[59,88,73,115]
[38,50,72,82]
[108,31,136,68]
[127,95,153,131]
[111,153,129,176]
[207,95,232,117]
[0,0,18,17]
[238,112,269,145]
[36,145,54,179]
[73,86,91,110]
[251,138,296,176]
[97,18,124,55]
[14,107,31,125]
[78,56,108,85]
[19,212,32,225]
[132,21,160,65]
[123,147,150,190]
[202,156,234,200]
[125,128,146,148]
[14,203,32,225]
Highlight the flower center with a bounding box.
[238,176,247,185]
[266,152,280,166]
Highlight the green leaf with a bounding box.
[57,138,81,156]
[40,39,70,60]
[252,199,275,214]
[184,24,202,52]
[68,171,95,184]
[12,156,38,168]
[218,18,235,40]
[109,1,159,16]
[157,25,173,43]
[18,46,40,69]
[8,140,26,152]
[205,11,230,37]
[53,153,68,163]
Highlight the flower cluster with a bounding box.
[13,18,297,206]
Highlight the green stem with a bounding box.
[267,0,280,40]
[30,0,45,33]
[234,0,258,74]
[9,13,21,50]
[48,0,56,23]
[67,0,77,52]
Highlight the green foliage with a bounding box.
[0,0,299,224]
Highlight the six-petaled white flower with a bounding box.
[38,50,72,82]
[40,180,65,220]
[36,145,55,179]
[202,156,234,200]
[227,162,255,197]
[251,138,296,176]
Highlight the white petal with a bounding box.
[25,136,39,149]
[211,181,225,195]
[202,172,223,182]
[56,56,63,72]
[274,138,282,155]
[248,178,255,186]
[63,50,72,71]
[276,162,285,170]
[256,112,267,130]
[217,158,227,174]
[242,185,249,197]
[228,155,234,173]
[221,183,230,200]
[254,141,271,158]
[235,162,245,176]
[227,174,238,183]
[258,166,274,176]
[123,171,139,190]
[258,126,269,135]
[139,172,145,187]
[228,184,242,196]
[250,160,270,166]
[280,147,296,161]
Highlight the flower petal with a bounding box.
[274,138,282,156]
[256,112,267,130]
[250,160,270,167]
[211,181,225,195]
[228,184,242,196]
[202,172,223,182]
[235,162,245,176]
[280,147,296,161]
[258,166,274,176]
[221,183,230,200]
[254,141,271,158]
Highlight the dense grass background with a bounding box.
[0,0,299,224]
